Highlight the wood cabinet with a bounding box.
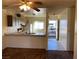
[7,15,13,26]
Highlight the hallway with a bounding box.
[48,37,64,50]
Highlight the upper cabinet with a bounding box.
[7,15,13,27]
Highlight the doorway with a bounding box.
[48,20,59,50]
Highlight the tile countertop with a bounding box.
[4,32,46,37]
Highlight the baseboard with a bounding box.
[46,50,73,54]
[2,47,46,51]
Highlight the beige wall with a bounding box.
[73,7,77,59]
[2,9,8,49]
[2,9,7,35]
[67,7,75,51]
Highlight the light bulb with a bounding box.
[19,4,31,11]
[27,2,33,5]
[19,4,26,10]
[26,6,31,10]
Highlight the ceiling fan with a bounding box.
[17,0,43,12]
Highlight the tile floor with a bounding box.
[48,37,64,50]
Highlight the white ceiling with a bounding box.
[2,8,46,17]
[2,0,76,17]
[2,0,76,8]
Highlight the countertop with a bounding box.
[4,32,46,37]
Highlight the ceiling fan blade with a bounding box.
[20,0,27,4]
[32,7,40,12]
[33,1,43,5]
[20,0,25,2]
[14,3,22,6]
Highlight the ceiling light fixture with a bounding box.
[19,4,31,11]
[27,2,33,5]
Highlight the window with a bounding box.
[34,21,44,30]
[29,21,44,34]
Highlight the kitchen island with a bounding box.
[3,32,47,49]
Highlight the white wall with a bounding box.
[2,9,47,49]
[73,24,77,59]
[58,9,68,50]
[6,18,26,34]
[48,8,68,50]
[59,19,68,50]
[58,8,75,51]
[25,17,46,34]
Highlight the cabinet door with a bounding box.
[7,15,13,26]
